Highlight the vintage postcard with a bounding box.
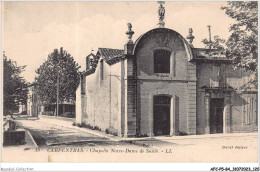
[1,1,258,165]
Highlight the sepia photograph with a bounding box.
[1,0,258,167]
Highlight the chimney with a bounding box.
[207,25,212,49]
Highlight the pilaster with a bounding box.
[204,92,210,134]
[224,94,231,133]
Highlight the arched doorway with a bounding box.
[153,95,171,136]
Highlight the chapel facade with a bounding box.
[76,2,257,137]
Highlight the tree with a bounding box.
[35,47,81,114]
[3,52,28,115]
[202,35,226,57]
[202,1,258,88]
[222,1,257,85]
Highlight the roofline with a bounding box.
[132,27,194,60]
[193,48,218,51]
[106,55,125,65]
[241,90,258,94]
[81,68,96,77]
[97,47,124,63]
[190,58,233,63]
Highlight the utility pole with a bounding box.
[56,74,59,116]
[54,50,60,117]
[52,48,60,117]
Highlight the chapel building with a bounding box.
[76,2,257,137]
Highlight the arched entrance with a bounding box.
[153,95,171,136]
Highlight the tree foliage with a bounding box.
[222,1,258,74]
[202,1,258,87]
[202,35,226,57]
[35,47,81,105]
[3,52,28,115]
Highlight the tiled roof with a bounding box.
[97,48,124,61]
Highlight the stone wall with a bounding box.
[76,59,122,134]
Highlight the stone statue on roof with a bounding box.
[158,1,165,27]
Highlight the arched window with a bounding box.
[154,49,171,73]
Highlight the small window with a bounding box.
[154,49,171,73]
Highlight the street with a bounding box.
[14,115,140,148]
[2,115,258,162]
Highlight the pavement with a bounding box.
[12,115,138,148]
[2,114,258,162]
[36,114,259,141]
[15,116,108,146]
[38,115,120,141]
[11,114,258,147]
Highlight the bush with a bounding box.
[177,130,188,136]
[42,111,54,116]
[60,112,75,118]
[76,123,82,128]
[136,133,149,138]
[94,126,101,131]
[85,124,94,130]
[105,127,118,136]
[74,123,102,132]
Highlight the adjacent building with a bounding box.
[27,83,39,117]
[27,83,76,118]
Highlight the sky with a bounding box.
[2,1,235,83]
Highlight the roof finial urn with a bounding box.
[124,23,134,55]
[126,23,134,44]
[158,1,165,28]
[186,28,195,46]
